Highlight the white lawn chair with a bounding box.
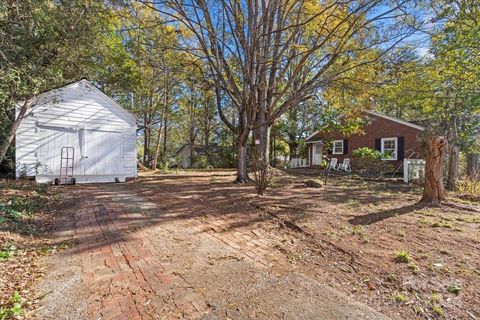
[337,158,351,172]
[328,158,338,170]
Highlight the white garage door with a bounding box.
[84,129,124,175]
[37,127,124,177]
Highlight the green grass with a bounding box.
[432,304,444,316]
[394,250,411,263]
[447,283,462,295]
[394,292,408,303]
[431,293,441,303]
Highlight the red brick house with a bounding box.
[305,111,425,172]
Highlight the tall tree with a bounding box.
[142,0,420,182]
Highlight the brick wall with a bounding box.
[306,113,425,172]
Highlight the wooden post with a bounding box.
[421,136,447,205]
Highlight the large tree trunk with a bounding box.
[288,141,298,161]
[446,144,460,190]
[467,153,480,180]
[0,98,33,165]
[253,106,270,162]
[421,136,447,205]
[235,129,250,183]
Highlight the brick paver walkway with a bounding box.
[40,174,388,320]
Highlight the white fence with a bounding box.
[289,158,308,168]
[403,159,426,183]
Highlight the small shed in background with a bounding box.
[15,79,138,183]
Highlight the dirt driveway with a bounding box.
[36,171,387,320]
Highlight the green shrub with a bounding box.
[352,147,383,160]
[351,147,394,176]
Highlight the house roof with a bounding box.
[305,110,425,143]
[21,79,139,124]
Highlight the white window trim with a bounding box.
[381,137,398,161]
[332,140,344,155]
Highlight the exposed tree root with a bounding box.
[233,176,252,184]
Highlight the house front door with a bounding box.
[312,142,323,165]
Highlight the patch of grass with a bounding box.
[351,225,365,235]
[394,250,411,263]
[394,292,408,303]
[415,208,437,217]
[431,292,442,303]
[418,217,431,225]
[432,304,444,316]
[423,219,453,229]
[446,283,462,295]
[346,198,360,208]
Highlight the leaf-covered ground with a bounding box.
[0,180,64,319]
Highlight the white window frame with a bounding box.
[332,140,344,155]
[381,137,398,160]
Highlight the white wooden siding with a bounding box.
[16,80,137,183]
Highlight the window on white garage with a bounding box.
[381,137,398,160]
[332,140,344,154]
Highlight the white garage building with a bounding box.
[15,79,137,184]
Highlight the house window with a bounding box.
[381,137,398,160]
[332,140,344,154]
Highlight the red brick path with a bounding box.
[69,182,287,320]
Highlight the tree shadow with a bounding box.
[348,203,425,225]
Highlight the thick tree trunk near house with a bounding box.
[235,129,251,183]
[421,136,447,205]
[289,141,298,161]
[253,125,270,162]
[236,143,250,183]
[467,153,480,180]
[0,98,33,165]
[253,108,270,163]
[446,144,460,190]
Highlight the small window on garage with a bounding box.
[332,140,344,154]
[381,137,398,160]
